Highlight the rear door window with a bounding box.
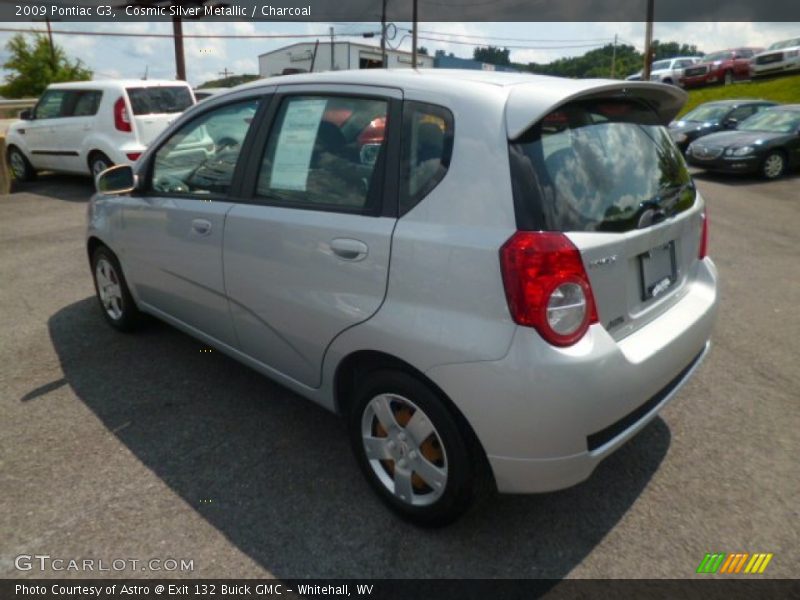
[63,90,102,117]
[126,86,194,115]
[256,95,389,212]
[509,100,695,233]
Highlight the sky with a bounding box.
[0,21,798,87]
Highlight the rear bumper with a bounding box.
[426,258,718,494]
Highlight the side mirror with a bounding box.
[723,118,738,129]
[96,164,137,195]
[19,109,33,120]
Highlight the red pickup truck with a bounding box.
[680,48,762,87]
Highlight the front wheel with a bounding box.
[91,246,142,331]
[348,370,475,526]
[7,146,36,181]
[724,70,734,85]
[761,151,786,180]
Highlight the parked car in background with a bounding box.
[194,87,228,101]
[686,104,800,179]
[681,48,762,87]
[5,79,197,181]
[751,37,800,78]
[669,99,778,151]
[87,70,717,525]
[625,57,702,84]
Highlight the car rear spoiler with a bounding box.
[505,79,687,140]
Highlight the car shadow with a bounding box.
[10,173,94,201]
[689,168,800,187]
[45,297,671,579]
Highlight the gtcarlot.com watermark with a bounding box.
[14,554,194,573]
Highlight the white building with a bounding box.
[258,42,434,77]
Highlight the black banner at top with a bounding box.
[1,0,800,22]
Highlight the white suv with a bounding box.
[626,57,702,85]
[6,79,197,181]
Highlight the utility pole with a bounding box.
[45,17,55,69]
[643,0,654,80]
[611,33,618,78]
[380,0,387,68]
[412,0,418,68]
[218,67,234,79]
[172,16,186,80]
[329,26,335,71]
[310,39,319,72]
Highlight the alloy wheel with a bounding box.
[361,393,448,507]
[95,258,124,320]
[763,153,785,179]
[9,150,27,179]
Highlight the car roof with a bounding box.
[47,79,191,90]
[769,104,800,111]
[232,69,686,137]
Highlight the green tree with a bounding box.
[473,46,511,66]
[198,74,260,89]
[417,46,429,56]
[1,33,92,98]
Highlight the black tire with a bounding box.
[89,152,113,180]
[348,370,475,526]
[7,146,36,181]
[662,78,673,85]
[90,245,142,332]
[761,151,786,180]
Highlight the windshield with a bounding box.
[509,100,695,233]
[704,51,731,63]
[681,104,730,123]
[126,86,194,115]
[738,110,800,133]
[651,60,671,71]
[768,38,800,50]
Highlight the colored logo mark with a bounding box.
[696,552,773,574]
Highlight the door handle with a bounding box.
[329,238,368,261]
[191,218,212,236]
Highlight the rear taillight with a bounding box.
[114,97,132,132]
[126,152,141,161]
[499,231,598,347]
[699,209,708,259]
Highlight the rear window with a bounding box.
[126,86,193,115]
[509,99,695,233]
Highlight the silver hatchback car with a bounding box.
[88,70,718,525]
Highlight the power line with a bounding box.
[0,27,333,39]
[415,35,609,50]
[416,29,615,43]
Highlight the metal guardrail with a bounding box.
[0,98,37,110]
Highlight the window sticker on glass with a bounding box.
[270,98,328,191]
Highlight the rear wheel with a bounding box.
[89,152,113,180]
[91,246,142,332]
[761,151,786,180]
[348,370,475,526]
[7,146,36,181]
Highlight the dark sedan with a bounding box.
[686,105,800,179]
[669,100,777,152]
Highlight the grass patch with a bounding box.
[679,74,800,116]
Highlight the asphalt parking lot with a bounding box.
[1,170,798,580]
